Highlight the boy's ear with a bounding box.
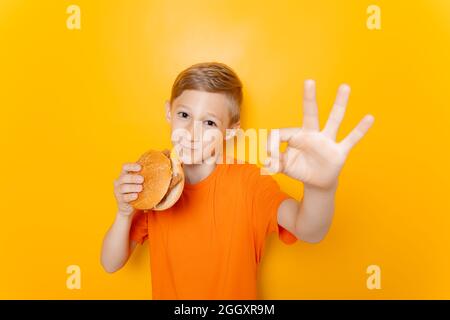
[165,100,171,123]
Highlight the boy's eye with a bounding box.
[177,111,189,119]
[204,120,217,127]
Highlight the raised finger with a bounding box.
[302,79,320,131]
[323,83,351,140]
[339,114,375,154]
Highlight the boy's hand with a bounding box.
[265,80,375,191]
[114,163,144,216]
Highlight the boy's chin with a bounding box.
[179,155,218,165]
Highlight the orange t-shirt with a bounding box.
[129,161,297,299]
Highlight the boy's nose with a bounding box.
[186,120,202,142]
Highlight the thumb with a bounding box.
[263,154,284,175]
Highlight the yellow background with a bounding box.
[1,0,450,299]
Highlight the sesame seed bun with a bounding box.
[130,149,184,211]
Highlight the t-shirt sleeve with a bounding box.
[246,165,298,261]
[129,210,148,245]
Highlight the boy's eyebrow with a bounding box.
[205,112,220,119]
[176,104,191,110]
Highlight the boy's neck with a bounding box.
[183,162,217,185]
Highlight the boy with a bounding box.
[101,62,375,299]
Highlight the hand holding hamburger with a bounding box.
[114,149,185,217]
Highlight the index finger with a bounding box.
[267,127,301,156]
[121,162,142,174]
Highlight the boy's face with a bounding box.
[166,89,240,165]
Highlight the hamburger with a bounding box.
[130,149,184,211]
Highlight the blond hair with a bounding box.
[170,62,243,125]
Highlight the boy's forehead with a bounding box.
[173,90,230,118]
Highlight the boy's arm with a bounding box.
[277,183,337,243]
[101,162,145,273]
[101,212,138,273]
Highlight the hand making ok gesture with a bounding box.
[265,80,375,190]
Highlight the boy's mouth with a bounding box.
[178,140,202,150]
